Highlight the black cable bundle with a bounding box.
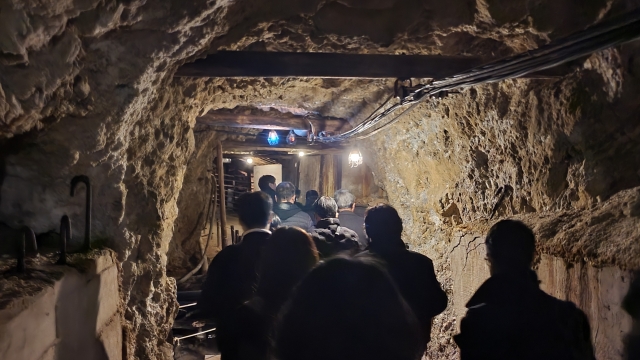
[318,8,640,142]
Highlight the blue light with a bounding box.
[267,130,279,145]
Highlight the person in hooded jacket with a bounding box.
[273,182,313,231]
[309,196,361,258]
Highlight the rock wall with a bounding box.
[364,47,640,358]
[2,0,640,359]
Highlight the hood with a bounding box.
[274,202,302,220]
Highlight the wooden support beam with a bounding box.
[197,108,351,132]
[176,51,570,79]
[217,141,228,248]
[222,140,344,155]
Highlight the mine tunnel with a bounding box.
[1,1,640,360]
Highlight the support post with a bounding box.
[217,141,229,248]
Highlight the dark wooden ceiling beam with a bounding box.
[222,140,344,155]
[176,51,569,79]
[197,108,352,132]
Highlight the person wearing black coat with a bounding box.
[309,196,361,258]
[334,189,368,248]
[358,204,448,348]
[197,191,273,358]
[273,182,314,231]
[454,220,595,360]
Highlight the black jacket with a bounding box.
[454,271,595,360]
[273,202,313,231]
[360,240,448,344]
[198,230,271,319]
[309,218,361,258]
[337,210,368,248]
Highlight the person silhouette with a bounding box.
[274,256,425,360]
[358,204,448,347]
[454,219,596,360]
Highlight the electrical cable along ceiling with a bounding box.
[315,8,640,143]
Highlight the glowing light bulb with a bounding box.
[286,130,297,145]
[348,149,363,168]
[267,130,279,145]
[298,151,305,157]
[246,158,253,164]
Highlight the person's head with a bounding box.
[275,257,424,360]
[270,211,282,232]
[236,191,272,230]
[257,227,319,312]
[334,189,356,212]
[258,175,277,192]
[312,196,338,220]
[276,182,297,203]
[364,204,403,243]
[305,190,319,206]
[485,220,536,275]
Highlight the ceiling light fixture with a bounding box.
[348,149,363,168]
[298,151,305,157]
[286,130,297,145]
[267,130,279,145]
[246,158,253,164]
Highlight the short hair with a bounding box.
[485,220,535,270]
[270,211,282,231]
[235,191,272,229]
[334,189,356,209]
[275,257,424,360]
[364,204,403,241]
[313,196,338,219]
[295,189,301,197]
[258,175,276,192]
[257,227,319,311]
[305,190,319,200]
[276,182,296,202]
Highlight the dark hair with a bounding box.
[485,220,536,270]
[334,189,356,209]
[275,257,424,360]
[364,204,403,241]
[276,182,296,202]
[257,227,319,315]
[295,189,301,197]
[236,191,272,229]
[312,196,338,219]
[270,212,282,232]
[258,175,276,192]
[305,190,319,200]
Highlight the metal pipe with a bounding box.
[230,225,235,244]
[57,215,71,265]
[217,141,228,247]
[71,175,92,251]
[174,327,216,341]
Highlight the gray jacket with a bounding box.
[273,202,313,231]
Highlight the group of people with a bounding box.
[197,175,598,360]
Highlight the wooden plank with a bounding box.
[299,156,322,206]
[198,109,351,132]
[217,142,228,248]
[176,51,570,79]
